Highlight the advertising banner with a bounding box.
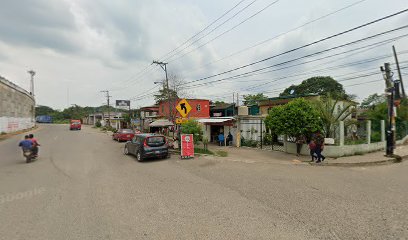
[181,134,194,158]
[116,100,130,107]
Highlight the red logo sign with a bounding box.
[181,134,194,158]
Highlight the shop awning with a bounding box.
[149,119,174,127]
[197,118,234,124]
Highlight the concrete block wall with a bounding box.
[0,77,35,133]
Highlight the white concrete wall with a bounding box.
[0,117,35,134]
[240,119,265,141]
[285,135,408,158]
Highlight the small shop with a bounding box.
[198,117,236,145]
[149,119,174,135]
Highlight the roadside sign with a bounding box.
[176,99,192,118]
[181,134,194,158]
[176,118,188,124]
[116,100,130,107]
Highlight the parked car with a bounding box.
[112,129,135,142]
[70,119,81,130]
[124,134,169,161]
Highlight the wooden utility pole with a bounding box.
[101,90,111,127]
[152,60,172,121]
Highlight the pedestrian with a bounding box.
[313,131,325,163]
[295,135,305,157]
[218,132,225,146]
[308,140,317,162]
[227,132,233,146]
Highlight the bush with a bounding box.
[371,132,382,143]
[181,120,203,143]
[95,121,102,128]
[1,132,6,135]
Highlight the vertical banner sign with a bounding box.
[181,134,194,158]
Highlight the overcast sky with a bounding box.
[1,0,408,110]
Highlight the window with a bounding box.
[196,104,201,111]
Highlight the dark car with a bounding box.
[112,129,135,142]
[124,134,170,161]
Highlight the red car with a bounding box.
[112,129,135,142]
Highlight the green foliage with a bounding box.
[214,101,226,105]
[243,93,268,105]
[95,120,102,128]
[280,76,350,100]
[181,120,203,143]
[313,96,356,138]
[263,132,273,145]
[194,148,214,155]
[265,98,322,138]
[154,87,178,105]
[215,150,228,157]
[35,105,55,116]
[365,99,408,140]
[360,93,386,109]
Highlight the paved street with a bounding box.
[1,124,407,240]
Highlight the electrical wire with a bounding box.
[184,9,408,85]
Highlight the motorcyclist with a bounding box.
[28,134,40,157]
[18,135,33,152]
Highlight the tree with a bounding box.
[35,105,55,116]
[243,93,268,105]
[360,93,386,109]
[154,73,187,104]
[280,76,349,100]
[312,96,356,138]
[264,98,322,138]
[364,99,408,139]
[181,120,203,144]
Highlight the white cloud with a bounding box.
[0,0,407,109]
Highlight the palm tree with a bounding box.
[313,96,356,138]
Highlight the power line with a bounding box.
[108,0,251,91]
[184,9,408,85]
[183,27,408,90]
[162,0,260,62]
[159,0,247,61]
[167,0,281,63]
[184,0,369,75]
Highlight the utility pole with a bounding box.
[101,90,111,127]
[152,60,172,121]
[393,45,406,98]
[27,70,36,96]
[381,63,395,156]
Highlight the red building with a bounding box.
[158,99,210,120]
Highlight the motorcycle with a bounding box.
[22,149,36,163]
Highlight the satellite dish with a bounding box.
[290,89,295,95]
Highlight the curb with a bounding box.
[309,155,408,167]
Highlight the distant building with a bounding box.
[210,103,236,117]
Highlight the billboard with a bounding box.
[116,100,130,107]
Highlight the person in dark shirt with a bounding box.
[18,135,33,151]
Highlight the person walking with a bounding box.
[295,135,305,157]
[227,132,233,146]
[313,131,325,163]
[218,132,225,146]
[308,140,316,161]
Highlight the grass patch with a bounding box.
[194,148,214,155]
[215,150,228,157]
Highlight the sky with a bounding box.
[1,0,408,110]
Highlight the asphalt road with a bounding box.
[0,124,407,240]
